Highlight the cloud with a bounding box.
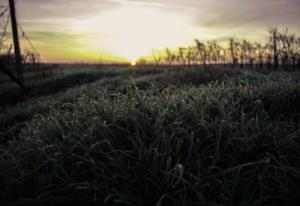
[191,0,300,29]
[11,0,300,62]
[17,0,300,33]
[107,0,167,8]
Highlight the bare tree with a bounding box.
[186,46,195,66]
[229,38,239,66]
[206,41,221,65]
[240,40,246,68]
[149,27,300,70]
[165,48,177,66]
[254,43,265,69]
[152,50,162,66]
[297,37,300,69]
[281,32,297,70]
[268,27,279,69]
[195,39,207,68]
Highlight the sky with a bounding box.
[6,0,300,63]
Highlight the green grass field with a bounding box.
[0,65,300,205]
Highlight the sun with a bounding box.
[74,6,199,62]
[130,59,136,66]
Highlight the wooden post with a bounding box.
[8,0,23,82]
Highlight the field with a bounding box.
[0,64,300,205]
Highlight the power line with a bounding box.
[0,12,10,45]
[0,6,8,18]
[1,1,39,56]
[13,0,38,56]
[18,24,38,55]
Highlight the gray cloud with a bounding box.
[10,0,300,53]
[18,0,300,30]
[16,0,300,28]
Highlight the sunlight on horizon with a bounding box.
[72,6,206,62]
[130,59,136,66]
[15,0,300,63]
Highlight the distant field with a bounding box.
[0,65,300,205]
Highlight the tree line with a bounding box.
[149,27,300,70]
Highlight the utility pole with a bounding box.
[8,0,23,82]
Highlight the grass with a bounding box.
[0,65,130,106]
[0,66,239,134]
[0,66,299,205]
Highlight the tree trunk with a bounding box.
[273,31,279,70]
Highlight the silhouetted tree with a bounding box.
[149,27,300,70]
[177,47,186,65]
[152,50,162,66]
[268,27,279,69]
[195,39,207,68]
[254,43,265,69]
[165,48,176,66]
[297,37,300,69]
[229,38,239,66]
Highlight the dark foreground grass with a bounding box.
[0,77,299,206]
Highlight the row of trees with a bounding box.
[149,28,300,70]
